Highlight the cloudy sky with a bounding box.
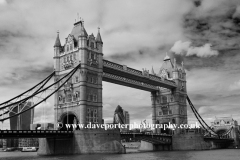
[0,0,240,129]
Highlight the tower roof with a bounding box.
[71,21,88,39]
[54,32,61,47]
[163,53,171,61]
[96,27,103,44]
[159,53,174,77]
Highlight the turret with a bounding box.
[96,27,103,52]
[54,31,61,57]
[53,31,61,71]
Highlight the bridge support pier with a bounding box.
[38,129,125,155]
[138,140,171,151]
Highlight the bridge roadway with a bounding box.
[0,130,73,138]
[0,130,172,145]
[0,130,234,146]
[102,59,177,91]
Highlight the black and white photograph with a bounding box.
[0,0,239,159]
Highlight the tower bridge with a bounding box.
[0,18,239,155]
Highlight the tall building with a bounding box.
[113,105,130,131]
[7,101,35,148]
[123,110,130,125]
[152,54,187,132]
[53,19,103,129]
[9,101,34,130]
[113,105,125,124]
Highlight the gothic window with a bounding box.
[75,76,79,83]
[168,110,172,115]
[74,53,76,60]
[93,95,97,102]
[161,96,167,104]
[90,42,94,48]
[67,45,69,52]
[90,95,93,101]
[91,52,95,59]
[58,96,62,101]
[62,97,65,103]
[162,110,168,115]
[70,55,73,61]
[158,111,162,116]
[67,56,69,62]
[67,94,72,102]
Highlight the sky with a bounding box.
[0,0,240,129]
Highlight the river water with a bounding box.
[0,149,239,160]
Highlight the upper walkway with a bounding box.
[103,59,177,92]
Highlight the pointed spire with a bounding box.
[79,24,88,37]
[54,31,61,47]
[96,27,103,44]
[174,58,177,71]
[182,61,185,73]
[163,52,170,61]
[151,66,155,75]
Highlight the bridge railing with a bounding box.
[0,130,73,134]
[103,60,176,86]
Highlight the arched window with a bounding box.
[67,45,69,52]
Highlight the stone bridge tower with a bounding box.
[151,54,187,133]
[53,19,103,129]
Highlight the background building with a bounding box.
[113,105,130,131]
[5,101,37,148]
[9,101,34,130]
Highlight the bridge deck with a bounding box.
[0,130,73,138]
[103,59,177,91]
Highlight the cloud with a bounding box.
[229,80,240,91]
[0,0,240,127]
[171,40,219,57]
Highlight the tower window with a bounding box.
[70,55,73,61]
[168,110,172,115]
[75,76,79,83]
[90,42,94,48]
[70,44,73,51]
[74,53,76,60]
[67,45,69,52]
[158,111,162,116]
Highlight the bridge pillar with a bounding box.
[53,20,104,129]
[153,57,187,134]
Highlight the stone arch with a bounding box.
[59,111,79,131]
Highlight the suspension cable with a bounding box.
[0,72,55,106]
[0,64,80,122]
[0,72,54,111]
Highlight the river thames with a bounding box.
[0,149,239,160]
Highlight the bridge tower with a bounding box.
[53,19,103,129]
[152,54,187,133]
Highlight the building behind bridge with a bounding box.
[3,101,38,149]
[113,105,130,131]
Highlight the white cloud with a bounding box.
[170,40,219,57]
[229,80,240,91]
